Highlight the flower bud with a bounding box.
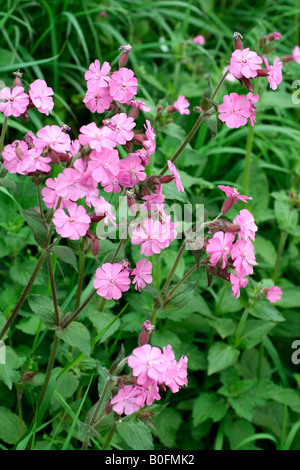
[242,77,253,92]
[221,196,235,213]
[48,149,61,165]
[133,133,147,145]
[233,32,243,50]
[91,238,99,256]
[256,69,270,77]
[90,215,105,223]
[119,52,129,67]
[159,175,175,184]
[13,70,23,88]
[105,400,113,415]
[129,107,139,119]
[166,105,176,113]
[226,224,241,233]
[138,329,149,346]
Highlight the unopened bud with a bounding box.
[233,32,243,50]
[90,215,105,223]
[119,52,129,67]
[105,400,113,415]
[194,106,202,113]
[157,105,162,112]
[125,141,132,152]
[221,196,235,213]
[256,69,270,77]
[166,105,176,113]
[142,187,151,196]
[91,239,99,256]
[128,196,137,214]
[59,153,69,162]
[129,107,139,119]
[226,224,241,233]
[139,329,149,346]
[133,133,147,145]
[22,371,38,382]
[15,145,25,161]
[242,76,253,92]
[159,175,174,184]
[48,149,60,165]
[13,70,23,88]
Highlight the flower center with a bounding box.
[95,73,99,78]
[233,108,237,113]
[97,132,101,139]
[242,59,247,63]
[243,252,247,258]
[116,125,121,130]
[130,169,135,174]
[122,82,127,88]
[147,361,152,366]
[224,247,229,252]
[9,96,14,101]
[110,279,115,284]
[52,139,56,143]
[69,218,75,223]
[104,162,108,167]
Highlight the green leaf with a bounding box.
[224,419,259,450]
[200,75,213,112]
[88,310,120,343]
[0,407,25,444]
[206,317,236,339]
[22,208,48,248]
[204,113,217,141]
[249,301,285,323]
[28,294,58,329]
[116,421,154,450]
[239,320,276,349]
[193,393,227,426]
[163,281,198,312]
[51,246,78,271]
[0,346,20,390]
[207,342,240,375]
[152,408,182,448]
[56,321,90,356]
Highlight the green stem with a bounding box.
[257,341,264,380]
[36,335,60,410]
[272,232,288,282]
[166,264,197,300]
[102,420,117,450]
[37,185,45,223]
[0,251,47,340]
[243,123,254,195]
[0,116,8,157]
[160,241,187,297]
[61,290,97,329]
[46,252,60,326]
[75,246,85,311]
[82,377,111,450]
[159,70,229,176]
[235,308,249,346]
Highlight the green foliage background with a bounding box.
[0,0,300,450]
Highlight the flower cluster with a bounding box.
[206,186,258,298]
[110,343,188,416]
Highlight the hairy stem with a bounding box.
[0,251,47,340]
[37,185,45,223]
[36,335,60,410]
[61,290,97,329]
[47,252,60,326]
[75,244,85,311]
[0,116,8,157]
[243,123,254,195]
[272,231,288,282]
[159,70,229,176]
[235,308,249,346]
[102,420,117,451]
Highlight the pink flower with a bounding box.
[0,86,29,117]
[127,99,151,112]
[131,258,152,292]
[92,196,117,227]
[83,83,113,113]
[262,56,283,90]
[167,160,184,192]
[229,48,262,79]
[143,120,156,155]
[36,125,71,153]
[173,95,190,115]
[109,113,136,144]
[118,44,132,53]
[42,177,69,209]
[118,154,146,188]
[246,92,259,126]
[131,218,176,256]
[141,184,165,213]
[218,93,251,129]
[110,385,144,416]
[54,168,87,201]
[292,46,300,64]
[193,35,205,45]
[53,203,91,240]
[206,231,235,269]
[29,79,54,115]
[78,122,116,152]
[142,379,161,406]
[2,140,27,174]
[231,239,257,275]
[88,147,120,185]
[140,320,155,333]
[162,346,188,393]
[128,344,165,385]
[109,67,138,104]
[102,174,122,193]
[230,271,248,298]
[223,66,237,82]
[266,286,282,303]
[218,185,252,204]
[85,60,111,87]
[93,262,131,300]
[233,209,258,241]
[20,148,51,174]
